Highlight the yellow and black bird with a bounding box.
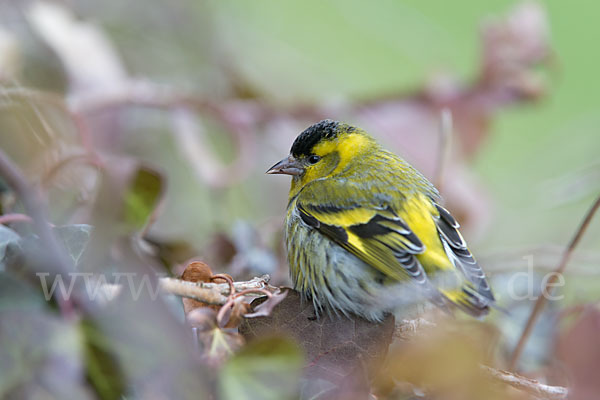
[267,120,494,321]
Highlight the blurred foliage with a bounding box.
[0,0,599,399]
[219,336,303,400]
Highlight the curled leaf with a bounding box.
[243,288,288,319]
[180,261,218,315]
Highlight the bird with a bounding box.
[266,119,494,322]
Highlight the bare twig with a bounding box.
[0,149,69,271]
[161,275,273,305]
[481,365,568,400]
[1,87,99,158]
[0,213,33,225]
[170,107,256,188]
[0,147,79,315]
[40,153,102,189]
[94,275,274,307]
[392,318,568,399]
[161,277,229,306]
[212,273,238,325]
[433,108,452,191]
[509,194,600,370]
[202,274,273,295]
[234,288,273,299]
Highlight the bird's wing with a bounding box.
[295,196,431,285]
[433,203,495,312]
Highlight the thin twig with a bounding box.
[1,87,99,158]
[95,275,275,305]
[509,194,600,370]
[160,277,229,306]
[40,153,102,189]
[213,274,237,326]
[234,288,273,299]
[433,108,452,191]
[390,317,568,399]
[0,147,79,315]
[161,276,273,304]
[0,213,33,225]
[211,274,236,296]
[481,365,568,400]
[0,149,70,271]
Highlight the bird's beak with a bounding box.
[266,155,304,176]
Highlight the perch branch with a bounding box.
[98,275,275,305]
[481,365,568,400]
[509,194,600,370]
[161,275,276,304]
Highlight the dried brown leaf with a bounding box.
[239,290,394,399]
[180,261,219,315]
[377,320,503,400]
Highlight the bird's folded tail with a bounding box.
[440,284,494,318]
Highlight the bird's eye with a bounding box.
[308,155,321,164]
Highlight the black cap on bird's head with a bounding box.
[290,119,343,157]
[266,119,361,176]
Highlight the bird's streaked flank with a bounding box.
[267,120,494,321]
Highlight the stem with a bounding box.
[0,148,78,315]
[509,194,600,370]
[481,365,567,399]
[433,108,452,192]
[0,213,33,225]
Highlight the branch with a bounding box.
[160,277,229,305]
[509,194,600,369]
[481,365,568,400]
[0,147,80,315]
[433,108,452,191]
[1,87,99,157]
[0,213,33,225]
[393,318,568,399]
[0,149,71,274]
[163,274,274,303]
[96,275,275,305]
[169,107,257,188]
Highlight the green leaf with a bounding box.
[53,224,93,267]
[81,318,127,400]
[219,336,303,400]
[0,272,46,311]
[123,166,163,230]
